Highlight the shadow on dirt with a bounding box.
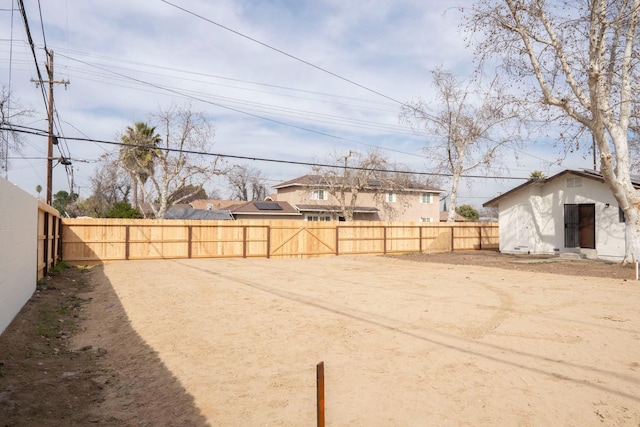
[0,265,209,426]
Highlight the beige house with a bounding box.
[271,174,442,222]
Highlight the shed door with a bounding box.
[578,204,595,249]
[564,204,595,249]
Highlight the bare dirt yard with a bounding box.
[2,251,640,426]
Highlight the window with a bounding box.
[311,189,328,200]
[306,215,331,221]
[567,177,582,188]
[420,193,433,204]
[386,193,397,203]
[420,217,434,223]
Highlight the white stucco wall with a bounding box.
[496,173,625,260]
[0,178,37,335]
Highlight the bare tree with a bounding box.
[401,69,523,222]
[82,153,132,217]
[136,104,225,218]
[311,149,415,221]
[466,0,640,261]
[0,86,33,177]
[227,165,269,201]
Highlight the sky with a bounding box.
[0,0,597,210]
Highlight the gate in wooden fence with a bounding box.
[61,219,498,264]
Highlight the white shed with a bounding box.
[483,169,638,261]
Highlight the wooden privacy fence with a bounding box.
[38,201,62,279]
[61,219,498,264]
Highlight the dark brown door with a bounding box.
[578,204,595,249]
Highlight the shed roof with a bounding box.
[483,169,640,208]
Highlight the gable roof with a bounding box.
[483,169,640,208]
[164,207,234,220]
[273,174,442,193]
[230,200,301,216]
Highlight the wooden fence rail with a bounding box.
[61,219,498,264]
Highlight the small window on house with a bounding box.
[311,189,327,200]
[306,215,331,221]
[419,217,433,223]
[567,177,582,188]
[386,193,397,203]
[619,207,626,223]
[420,193,433,204]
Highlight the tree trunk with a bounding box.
[623,207,640,262]
[447,173,461,222]
[131,173,138,209]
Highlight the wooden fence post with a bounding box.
[335,226,339,256]
[125,225,130,260]
[383,226,387,255]
[43,211,49,276]
[450,226,454,252]
[188,225,193,258]
[243,226,247,258]
[266,225,271,259]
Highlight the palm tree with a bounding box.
[119,122,161,209]
[529,170,546,181]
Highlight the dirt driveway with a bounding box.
[2,253,640,426]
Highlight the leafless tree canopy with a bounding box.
[401,68,524,221]
[312,149,421,221]
[0,86,34,176]
[227,165,269,201]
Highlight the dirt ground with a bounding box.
[1,251,640,426]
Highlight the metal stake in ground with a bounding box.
[317,361,325,427]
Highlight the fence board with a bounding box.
[61,219,498,264]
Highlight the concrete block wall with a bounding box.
[0,178,37,335]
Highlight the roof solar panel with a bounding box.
[254,202,283,210]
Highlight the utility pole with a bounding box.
[32,49,69,204]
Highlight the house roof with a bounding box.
[483,169,640,208]
[273,174,442,193]
[190,199,242,210]
[439,211,466,222]
[164,207,234,220]
[296,204,379,214]
[230,200,301,216]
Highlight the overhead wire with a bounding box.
[0,124,530,181]
[46,51,416,137]
[57,53,429,159]
[159,0,406,106]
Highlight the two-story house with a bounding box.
[271,174,442,222]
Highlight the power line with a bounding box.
[39,45,394,107]
[57,53,427,159]
[159,0,406,106]
[0,124,531,181]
